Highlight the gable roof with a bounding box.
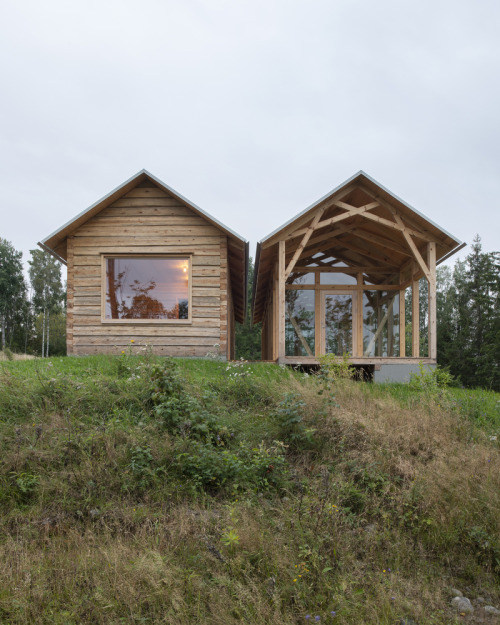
[252,170,464,323]
[39,169,249,323]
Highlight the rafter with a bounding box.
[385,205,431,281]
[263,183,358,248]
[359,185,435,242]
[290,201,379,238]
[353,228,411,257]
[284,208,325,280]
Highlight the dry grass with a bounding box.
[0,358,499,624]
[0,350,36,361]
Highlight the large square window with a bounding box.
[103,256,190,321]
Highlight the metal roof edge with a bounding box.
[41,169,149,246]
[37,241,67,265]
[142,169,248,245]
[357,170,463,246]
[41,169,248,247]
[257,170,462,247]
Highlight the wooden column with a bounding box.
[412,261,420,358]
[278,240,286,363]
[399,271,406,358]
[314,271,321,356]
[356,273,364,358]
[272,263,278,361]
[427,242,437,360]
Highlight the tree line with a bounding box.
[1,236,498,389]
[0,239,65,357]
[236,238,500,391]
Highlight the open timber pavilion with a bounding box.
[252,171,464,382]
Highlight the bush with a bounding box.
[273,392,315,449]
[408,363,456,391]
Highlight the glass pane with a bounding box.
[105,257,189,320]
[320,272,357,285]
[363,290,400,356]
[286,272,315,285]
[285,290,315,356]
[324,294,352,355]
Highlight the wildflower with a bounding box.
[293,578,297,583]
[315,617,320,622]
[331,611,336,616]
[130,339,135,343]
[121,350,125,354]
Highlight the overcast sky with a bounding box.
[1,0,499,277]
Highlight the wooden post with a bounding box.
[315,271,321,356]
[356,273,363,358]
[427,242,437,360]
[399,271,406,358]
[272,263,278,361]
[412,261,420,358]
[278,240,286,363]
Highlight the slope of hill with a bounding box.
[0,354,499,624]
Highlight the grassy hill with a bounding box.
[0,354,499,624]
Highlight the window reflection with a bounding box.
[363,290,399,356]
[285,290,315,356]
[105,257,189,320]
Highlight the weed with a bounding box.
[408,362,456,392]
[273,392,315,449]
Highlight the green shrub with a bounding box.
[408,363,456,391]
[273,392,315,449]
[148,359,231,445]
[175,440,287,493]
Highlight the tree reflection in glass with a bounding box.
[324,294,352,355]
[105,257,189,320]
[285,289,315,356]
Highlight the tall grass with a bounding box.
[0,356,498,624]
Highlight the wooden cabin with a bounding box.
[252,171,464,380]
[40,170,248,359]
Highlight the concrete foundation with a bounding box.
[373,363,436,384]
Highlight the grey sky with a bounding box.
[1,0,499,276]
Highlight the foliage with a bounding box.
[235,256,261,360]
[28,248,65,357]
[408,363,456,392]
[0,238,28,351]
[0,355,499,624]
[273,392,315,449]
[436,237,500,390]
[318,352,356,380]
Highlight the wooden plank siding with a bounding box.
[69,185,231,358]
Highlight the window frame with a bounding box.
[100,254,192,324]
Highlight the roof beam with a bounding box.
[263,183,358,247]
[385,205,431,281]
[358,185,435,242]
[284,208,325,280]
[290,201,379,238]
[353,228,412,257]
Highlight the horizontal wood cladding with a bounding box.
[74,345,214,357]
[69,184,229,358]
